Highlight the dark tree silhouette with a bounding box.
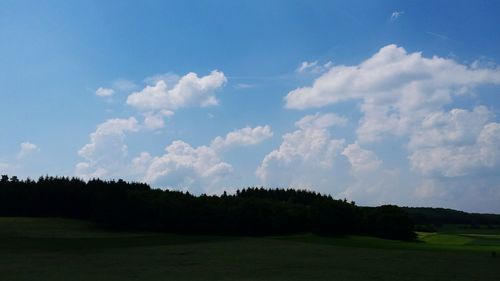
[0,175,420,240]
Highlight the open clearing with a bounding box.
[0,218,499,281]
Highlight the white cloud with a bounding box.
[143,110,174,130]
[296,60,333,74]
[211,125,273,151]
[390,11,404,21]
[130,152,153,175]
[75,117,139,180]
[75,119,269,189]
[284,44,500,210]
[338,168,409,207]
[471,57,497,70]
[126,80,169,111]
[133,125,271,192]
[295,112,347,129]
[144,114,165,130]
[256,113,346,188]
[409,107,500,177]
[285,44,500,143]
[95,87,114,97]
[17,142,39,159]
[408,106,492,150]
[144,141,233,192]
[75,162,108,179]
[296,61,318,73]
[341,143,382,173]
[127,70,227,111]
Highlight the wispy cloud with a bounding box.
[95,87,114,97]
[296,61,333,74]
[143,72,180,86]
[112,79,139,92]
[390,11,404,22]
[426,31,449,40]
[425,31,461,44]
[234,83,255,89]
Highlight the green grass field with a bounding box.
[1,218,499,281]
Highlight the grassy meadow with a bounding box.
[0,217,499,281]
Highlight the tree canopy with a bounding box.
[0,175,416,240]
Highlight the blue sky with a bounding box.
[1,1,500,212]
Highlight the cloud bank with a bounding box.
[72,46,500,212]
[142,125,273,193]
[282,44,500,211]
[76,119,273,193]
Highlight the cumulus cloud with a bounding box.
[75,117,139,180]
[211,125,273,151]
[285,44,500,143]
[95,87,114,97]
[144,141,233,192]
[130,152,153,175]
[338,168,410,207]
[135,125,272,192]
[143,110,174,130]
[341,143,382,173]
[256,113,346,188]
[284,44,500,210]
[409,106,500,177]
[126,80,169,111]
[125,70,226,131]
[408,106,492,149]
[143,114,165,130]
[17,142,39,159]
[127,70,227,111]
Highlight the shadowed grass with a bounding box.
[1,217,499,281]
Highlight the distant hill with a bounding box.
[402,207,500,227]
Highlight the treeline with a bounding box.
[403,207,500,228]
[0,175,415,240]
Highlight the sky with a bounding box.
[1,0,500,213]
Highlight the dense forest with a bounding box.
[3,175,499,240]
[0,175,416,240]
